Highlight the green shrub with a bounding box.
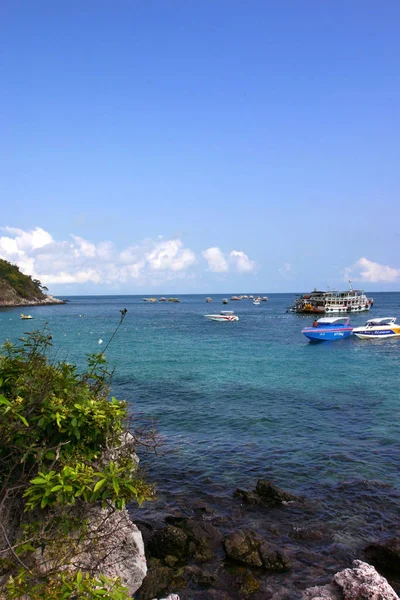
[0,322,154,599]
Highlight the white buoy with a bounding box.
[98,339,103,345]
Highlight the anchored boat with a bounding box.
[353,317,400,339]
[204,311,239,322]
[289,282,373,314]
[302,317,353,342]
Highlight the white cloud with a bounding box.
[345,257,400,283]
[278,262,291,278]
[202,247,229,273]
[229,250,256,273]
[0,226,197,287]
[146,239,196,272]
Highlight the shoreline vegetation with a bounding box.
[0,259,65,307]
[0,319,156,600]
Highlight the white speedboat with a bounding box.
[353,317,400,339]
[253,299,261,305]
[204,311,239,322]
[20,313,33,320]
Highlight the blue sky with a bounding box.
[1,0,399,294]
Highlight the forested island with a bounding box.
[0,259,64,306]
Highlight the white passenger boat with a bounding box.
[288,282,373,314]
[353,317,400,339]
[204,311,239,322]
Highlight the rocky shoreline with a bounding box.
[0,294,66,307]
[130,480,400,600]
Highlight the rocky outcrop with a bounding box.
[365,537,400,576]
[222,529,291,571]
[234,480,302,507]
[0,294,65,307]
[148,518,221,565]
[302,560,399,600]
[67,506,147,595]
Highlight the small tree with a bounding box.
[0,313,155,599]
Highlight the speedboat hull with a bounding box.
[205,311,239,322]
[353,327,400,339]
[302,327,353,342]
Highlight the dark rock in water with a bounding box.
[148,525,189,561]
[302,560,399,600]
[365,537,400,576]
[222,529,291,572]
[234,488,262,505]
[234,480,302,507]
[180,565,217,587]
[290,525,325,541]
[148,518,221,564]
[137,558,175,600]
[189,499,215,516]
[255,480,301,505]
[234,569,261,597]
[164,517,222,562]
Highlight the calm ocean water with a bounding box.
[1,293,399,595]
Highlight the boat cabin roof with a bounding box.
[317,317,350,324]
[220,310,234,315]
[366,317,396,325]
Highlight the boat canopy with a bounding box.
[317,317,350,324]
[366,317,396,325]
[220,311,234,315]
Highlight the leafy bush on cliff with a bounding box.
[0,322,154,599]
[0,259,47,301]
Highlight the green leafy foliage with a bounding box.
[7,569,130,599]
[0,323,155,598]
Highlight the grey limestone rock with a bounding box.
[302,560,399,600]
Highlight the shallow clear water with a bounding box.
[1,293,399,595]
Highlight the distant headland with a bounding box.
[0,259,65,307]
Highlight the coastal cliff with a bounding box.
[0,259,64,306]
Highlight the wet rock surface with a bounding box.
[234,480,303,507]
[134,478,400,599]
[223,529,291,571]
[365,537,400,576]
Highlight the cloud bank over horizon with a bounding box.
[0,226,257,290]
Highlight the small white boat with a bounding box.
[253,300,261,305]
[261,296,268,302]
[222,298,229,305]
[20,313,33,320]
[353,317,400,339]
[206,297,212,303]
[204,310,239,322]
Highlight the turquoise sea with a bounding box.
[1,293,399,596]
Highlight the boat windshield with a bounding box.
[366,317,396,326]
[317,317,350,325]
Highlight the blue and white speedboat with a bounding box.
[353,317,400,339]
[302,317,353,342]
